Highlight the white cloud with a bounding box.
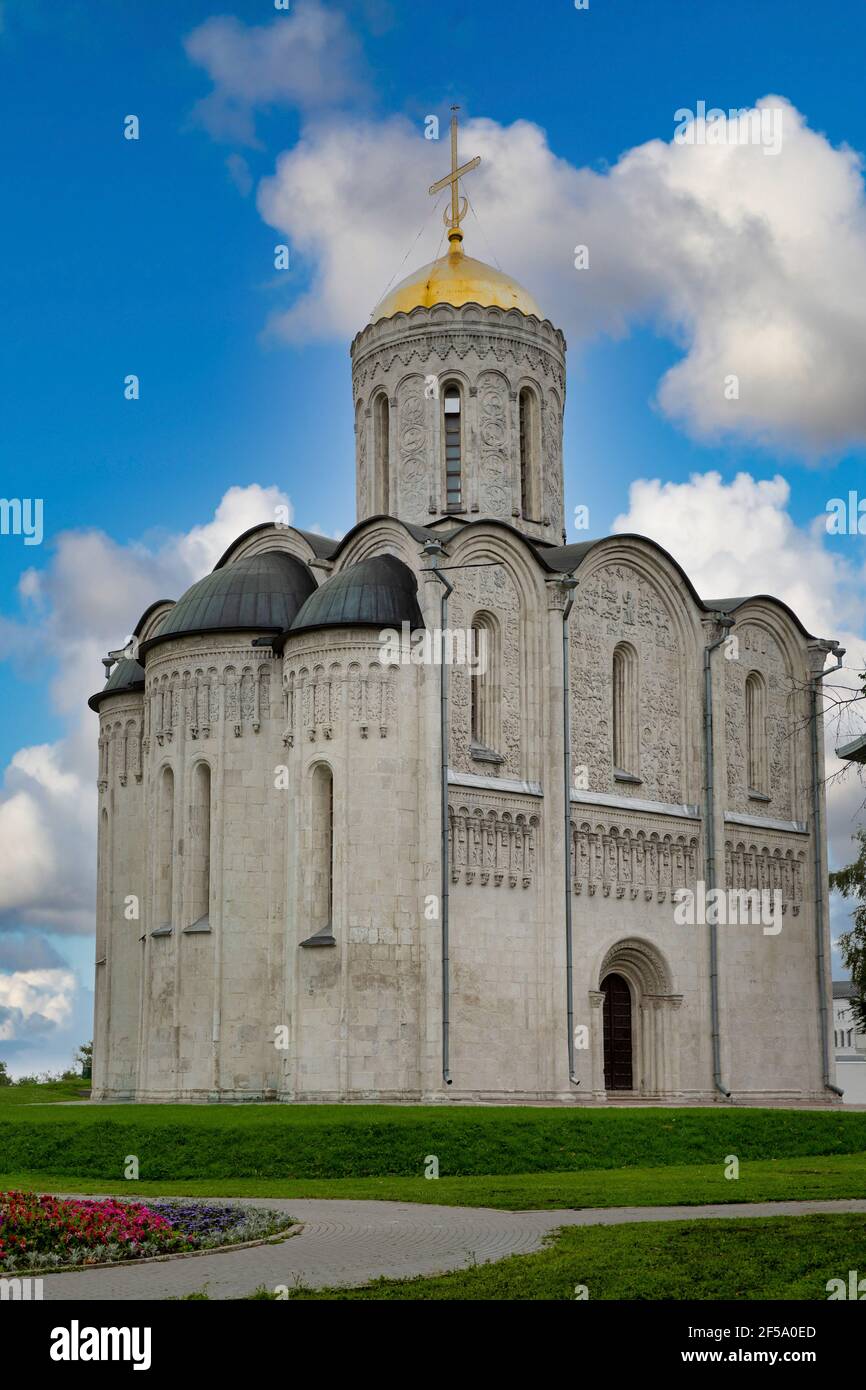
[184,2,365,144]
[257,99,866,454]
[0,968,76,1040]
[612,471,864,640]
[174,484,292,577]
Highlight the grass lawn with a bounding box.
[0,1081,87,1106]
[2,1100,866,1183]
[245,1213,866,1300]
[2,1089,863,1212]
[1,1151,865,1209]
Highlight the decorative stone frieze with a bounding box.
[570,818,699,900]
[283,634,400,747]
[98,700,143,788]
[448,795,539,888]
[723,837,806,914]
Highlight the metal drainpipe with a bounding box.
[811,644,846,1097]
[704,615,735,1100]
[559,576,580,1087]
[424,541,454,1087]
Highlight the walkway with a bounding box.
[39,1196,866,1301]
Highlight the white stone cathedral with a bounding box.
[90,137,842,1105]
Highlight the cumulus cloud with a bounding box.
[0,968,76,1040]
[256,99,866,454]
[184,2,365,144]
[0,483,293,942]
[612,468,866,866]
[612,471,864,640]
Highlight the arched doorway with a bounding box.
[602,973,633,1090]
[593,938,681,1099]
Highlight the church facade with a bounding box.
[89,175,840,1105]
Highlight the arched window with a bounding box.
[373,393,390,513]
[443,385,463,509]
[469,613,501,760]
[612,643,639,779]
[189,762,211,928]
[311,763,334,931]
[745,672,767,796]
[156,767,174,928]
[519,387,538,519]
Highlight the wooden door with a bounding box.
[602,973,633,1090]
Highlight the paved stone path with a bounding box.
[39,1197,866,1301]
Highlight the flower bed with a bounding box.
[0,1192,293,1272]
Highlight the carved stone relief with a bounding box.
[724,623,795,817]
[449,800,538,889]
[396,380,429,521]
[448,562,521,778]
[571,819,699,900]
[723,838,805,914]
[477,374,511,515]
[570,562,684,803]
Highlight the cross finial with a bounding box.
[427,106,481,254]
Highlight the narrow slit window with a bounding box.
[311,763,334,931]
[519,388,535,518]
[470,623,483,746]
[374,394,390,513]
[469,614,500,759]
[612,643,639,779]
[444,386,462,509]
[156,767,174,928]
[745,672,767,796]
[189,762,211,927]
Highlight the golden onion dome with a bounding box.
[373,241,542,322]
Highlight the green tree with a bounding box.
[0,1060,11,1087]
[830,828,866,1032]
[74,1041,93,1081]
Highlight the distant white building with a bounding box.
[833,981,866,1104]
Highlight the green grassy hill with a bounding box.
[1,1100,865,1183]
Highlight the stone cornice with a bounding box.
[351,301,566,361]
[724,810,809,835]
[448,770,543,798]
[570,788,701,820]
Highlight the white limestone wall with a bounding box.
[136,633,286,1101]
[281,630,426,1100]
[92,692,145,1100]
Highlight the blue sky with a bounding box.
[2,0,866,1074]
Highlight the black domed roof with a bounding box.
[287,555,425,640]
[140,551,317,655]
[88,657,145,712]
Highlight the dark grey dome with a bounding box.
[287,555,425,640]
[140,551,317,655]
[88,657,145,712]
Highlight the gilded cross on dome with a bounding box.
[428,106,481,251]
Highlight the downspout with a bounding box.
[424,541,454,1087]
[810,643,846,1097]
[559,576,580,1087]
[704,615,735,1099]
